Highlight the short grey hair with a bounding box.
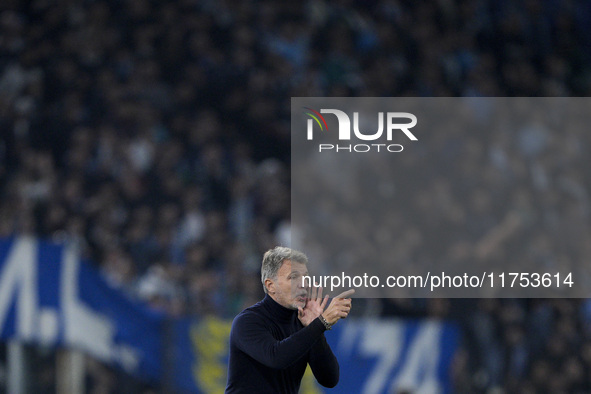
[261,246,308,293]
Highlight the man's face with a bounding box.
[269,260,308,310]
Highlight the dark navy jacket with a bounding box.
[225,295,339,393]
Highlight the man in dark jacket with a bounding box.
[225,246,353,393]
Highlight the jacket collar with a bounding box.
[262,294,297,322]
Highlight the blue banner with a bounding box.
[324,319,459,394]
[172,316,458,393]
[0,237,164,383]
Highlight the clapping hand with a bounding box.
[298,287,354,327]
[321,289,354,325]
[298,286,328,326]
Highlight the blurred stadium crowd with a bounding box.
[2,0,591,392]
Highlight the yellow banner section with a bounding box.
[191,317,232,394]
[189,317,321,393]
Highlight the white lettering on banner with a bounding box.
[61,244,114,359]
[0,238,141,372]
[390,321,442,393]
[359,322,404,394]
[38,308,59,345]
[0,237,38,340]
[61,244,140,371]
[334,320,449,394]
[115,345,141,371]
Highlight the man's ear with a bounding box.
[265,278,275,294]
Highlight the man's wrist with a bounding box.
[318,314,333,330]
